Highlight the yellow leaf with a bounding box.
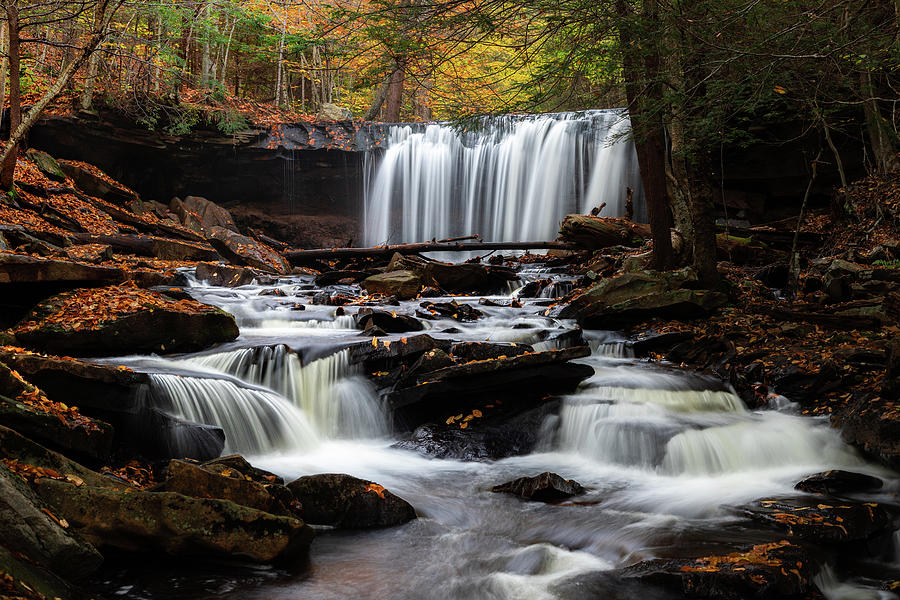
[372,337,378,347]
[773,85,787,94]
[459,421,468,429]
[384,340,391,349]
[472,409,482,417]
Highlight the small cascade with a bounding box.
[149,373,319,455]
[589,340,635,358]
[363,110,643,245]
[184,346,389,439]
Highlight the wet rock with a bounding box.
[142,407,225,462]
[64,243,113,264]
[196,262,256,286]
[354,308,424,333]
[771,363,841,404]
[839,394,900,469]
[314,270,373,286]
[794,470,883,495]
[311,291,356,305]
[417,300,483,322]
[159,459,292,516]
[362,270,423,300]
[0,462,103,580]
[258,287,287,297]
[396,348,455,386]
[207,226,290,274]
[491,472,585,502]
[622,540,813,599]
[419,286,442,297]
[13,284,239,356]
[738,496,891,544]
[36,479,313,563]
[26,149,67,182]
[348,333,451,368]
[0,544,86,600]
[631,331,694,356]
[450,341,532,361]
[204,454,284,486]
[286,473,416,529]
[386,252,518,293]
[388,347,593,422]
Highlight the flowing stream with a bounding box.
[362,110,644,245]
[88,266,900,600]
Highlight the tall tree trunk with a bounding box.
[364,73,392,121]
[0,20,8,117]
[274,14,286,106]
[1,4,21,192]
[385,58,406,122]
[688,155,718,284]
[861,71,900,174]
[616,0,673,271]
[200,2,211,87]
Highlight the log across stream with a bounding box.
[87,263,900,600]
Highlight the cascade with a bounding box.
[363,110,643,245]
[149,373,319,455]
[184,346,389,439]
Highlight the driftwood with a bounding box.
[284,241,577,265]
[558,215,651,249]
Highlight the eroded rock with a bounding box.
[491,472,585,502]
[287,473,416,529]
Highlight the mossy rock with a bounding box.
[25,149,66,182]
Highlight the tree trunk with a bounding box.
[200,2,212,87]
[364,73,392,121]
[688,155,719,284]
[861,71,900,174]
[1,5,21,192]
[0,0,125,191]
[385,58,406,122]
[616,0,673,271]
[0,20,8,118]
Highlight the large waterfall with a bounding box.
[363,110,643,245]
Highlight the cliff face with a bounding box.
[28,112,382,248]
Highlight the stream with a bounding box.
[89,267,900,600]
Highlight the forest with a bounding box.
[0,1,899,600]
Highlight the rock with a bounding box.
[159,459,291,516]
[557,268,721,327]
[195,262,256,286]
[13,284,239,356]
[58,159,140,204]
[316,103,353,120]
[491,472,585,502]
[207,226,290,274]
[771,363,841,404]
[839,394,900,469]
[35,479,313,563]
[386,253,518,293]
[388,347,594,423]
[394,400,561,461]
[417,300,483,322]
[64,243,114,264]
[883,336,900,400]
[354,308,424,333]
[258,287,286,297]
[631,331,694,356]
[286,473,415,529]
[622,540,813,599]
[315,270,373,286]
[348,333,451,368]
[794,470,883,495]
[396,348,455,386]
[450,342,532,362]
[203,454,284,485]
[0,462,103,579]
[171,196,239,234]
[738,496,890,544]
[0,251,122,285]
[311,291,357,305]
[142,407,226,462]
[363,270,423,300]
[25,149,67,182]
[823,259,866,302]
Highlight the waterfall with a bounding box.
[149,373,319,455]
[184,346,389,439]
[363,110,643,245]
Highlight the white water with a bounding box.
[363,110,643,245]
[105,272,899,600]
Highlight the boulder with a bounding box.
[25,149,66,182]
[57,159,139,204]
[315,270,374,286]
[13,284,239,356]
[35,479,313,563]
[0,545,84,600]
[0,463,103,579]
[794,470,883,495]
[386,252,518,293]
[354,308,424,333]
[738,496,891,544]
[557,268,712,327]
[170,196,239,235]
[450,342,532,362]
[839,394,900,470]
[621,540,813,599]
[316,103,353,121]
[286,473,415,529]
[141,407,226,462]
[204,454,284,485]
[159,459,292,516]
[823,259,865,303]
[207,226,290,274]
[491,472,585,502]
[0,252,122,285]
[363,270,423,300]
[417,300,484,322]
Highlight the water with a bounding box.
[95,269,899,600]
[362,110,643,245]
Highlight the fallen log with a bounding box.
[284,241,577,264]
[755,305,882,331]
[558,215,650,249]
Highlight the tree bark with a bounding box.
[284,240,576,264]
[364,73,392,121]
[616,0,674,271]
[0,20,8,120]
[861,71,900,174]
[1,4,21,191]
[385,58,406,122]
[687,153,719,284]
